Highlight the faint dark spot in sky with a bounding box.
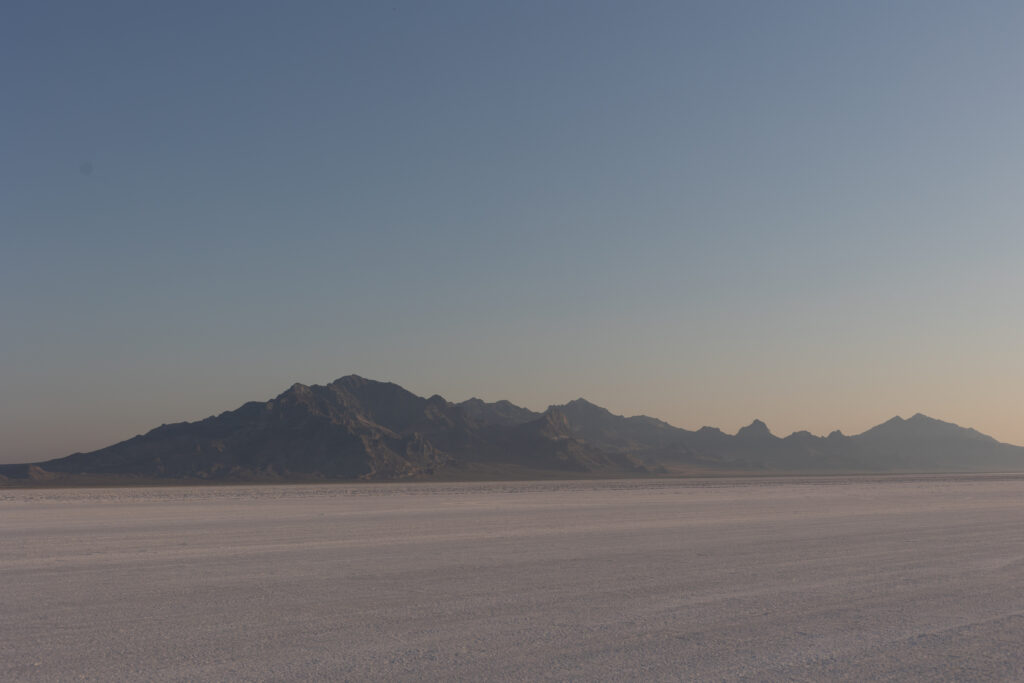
[80,161,94,176]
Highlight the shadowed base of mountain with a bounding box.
[4,375,1023,484]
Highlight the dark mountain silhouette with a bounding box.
[27,377,467,481]
[457,398,540,426]
[2,375,1022,483]
[736,419,775,440]
[550,398,690,451]
[852,413,1021,471]
[472,408,647,475]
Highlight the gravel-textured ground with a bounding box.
[3,475,1024,681]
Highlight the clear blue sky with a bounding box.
[3,0,1023,462]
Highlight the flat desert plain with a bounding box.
[3,475,1024,681]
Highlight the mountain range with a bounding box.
[2,374,1022,483]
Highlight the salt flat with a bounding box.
[3,475,1024,681]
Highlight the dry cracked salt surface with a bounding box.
[3,475,1024,681]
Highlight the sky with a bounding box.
[3,0,1023,463]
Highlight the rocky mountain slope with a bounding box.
[2,375,1022,482]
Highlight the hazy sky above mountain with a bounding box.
[3,1,1023,463]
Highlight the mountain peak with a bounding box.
[456,397,539,426]
[564,398,600,409]
[554,398,615,419]
[331,374,371,387]
[736,419,773,439]
[279,382,313,400]
[860,414,996,444]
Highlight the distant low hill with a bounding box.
[2,375,1022,483]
